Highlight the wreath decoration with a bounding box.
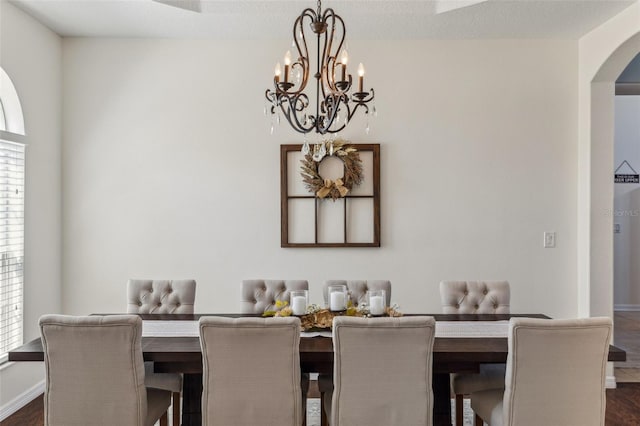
[300,139,364,200]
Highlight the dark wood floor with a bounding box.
[3,384,640,426]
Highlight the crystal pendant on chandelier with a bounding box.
[265,0,376,145]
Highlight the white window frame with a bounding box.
[0,67,26,363]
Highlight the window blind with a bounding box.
[0,140,24,357]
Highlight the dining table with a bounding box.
[8,313,627,426]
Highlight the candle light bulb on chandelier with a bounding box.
[339,49,348,82]
[340,49,349,65]
[357,62,365,92]
[274,62,281,83]
[284,51,292,83]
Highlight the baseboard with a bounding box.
[614,304,640,311]
[606,375,617,389]
[0,380,45,422]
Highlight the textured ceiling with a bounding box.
[9,0,636,40]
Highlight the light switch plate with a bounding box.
[544,232,556,248]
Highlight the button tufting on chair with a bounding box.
[127,279,196,426]
[319,280,392,426]
[322,280,392,309]
[127,279,196,315]
[240,279,310,425]
[240,280,308,314]
[439,280,510,426]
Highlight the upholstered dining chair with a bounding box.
[39,314,171,426]
[319,279,392,425]
[240,279,309,425]
[470,317,612,426]
[199,316,303,426]
[128,278,197,426]
[240,279,309,314]
[439,280,510,426]
[329,316,436,426]
[322,279,392,308]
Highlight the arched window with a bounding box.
[0,66,25,360]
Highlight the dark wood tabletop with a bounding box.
[8,313,626,426]
[8,313,627,365]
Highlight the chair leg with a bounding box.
[455,394,464,426]
[172,392,180,426]
[160,412,169,426]
[320,392,329,426]
[474,413,483,426]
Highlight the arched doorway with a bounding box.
[578,2,639,385]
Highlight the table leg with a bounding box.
[182,373,203,426]
[433,373,452,426]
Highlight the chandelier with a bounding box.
[265,0,375,146]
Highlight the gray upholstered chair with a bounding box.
[199,316,303,426]
[128,278,197,426]
[329,316,436,426]
[440,280,510,426]
[240,279,310,425]
[322,280,392,308]
[39,314,171,426]
[470,317,612,426]
[241,279,308,313]
[319,279,392,425]
[127,279,196,314]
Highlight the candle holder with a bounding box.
[290,290,308,316]
[335,81,350,91]
[277,82,295,92]
[328,285,348,312]
[352,91,369,100]
[367,289,386,316]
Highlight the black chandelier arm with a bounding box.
[346,91,374,123]
[321,11,347,95]
[278,93,318,134]
[316,93,347,133]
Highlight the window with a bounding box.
[0,67,25,361]
[0,141,24,357]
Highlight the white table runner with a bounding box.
[435,321,509,338]
[142,320,509,338]
[142,320,200,337]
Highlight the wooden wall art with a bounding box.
[280,142,380,247]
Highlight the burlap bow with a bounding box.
[316,178,349,199]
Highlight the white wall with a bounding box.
[0,1,61,410]
[614,95,640,308]
[62,38,578,317]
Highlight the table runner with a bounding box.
[142,320,510,338]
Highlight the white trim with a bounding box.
[614,304,640,311]
[0,379,44,421]
[606,375,617,389]
[0,130,26,144]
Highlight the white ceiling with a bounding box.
[9,0,636,40]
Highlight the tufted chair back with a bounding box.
[199,316,303,426]
[323,280,392,308]
[331,316,436,426]
[127,279,196,314]
[39,315,171,426]
[439,280,510,314]
[240,280,309,314]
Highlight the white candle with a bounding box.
[369,295,385,316]
[292,296,306,316]
[330,292,346,311]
